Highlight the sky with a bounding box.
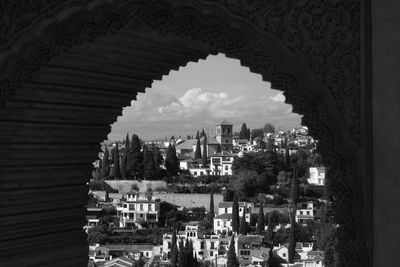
[107,53,302,141]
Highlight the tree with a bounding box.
[134,257,146,267]
[231,170,266,198]
[277,171,288,186]
[184,239,194,267]
[291,148,311,179]
[227,235,239,267]
[171,220,178,267]
[199,190,214,234]
[153,146,163,167]
[127,134,143,179]
[263,123,275,134]
[232,151,279,177]
[311,152,323,167]
[202,135,207,167]
[288,221,297,263]
[239,210,247,235]
[195,132,202,160]
[251,128,264,140]
[178,240,185,267]
[145,186,153,201]
[209,190,215,220]
[232,193,240,234]
[143,144,156,179]
[165,144,179,176]
[290,167,300,205]
[239,123,249,139]
[247,128,251,140]
[120,134,130,179]
[101,145,110,179]
[110,143,121,179]
[257,203,264,235]
[265,212,274,242]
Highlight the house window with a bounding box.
[194,171,197,176]
[217,221,220,226]
[223,221,227,227]
[200,242,205,249]
[224,165,228,170]
[140,204,143,211]
[225,208,228,213]
[168,242,171,249]
[210,251,214,257]
[200,171,203,175]
[306,211,310,215]
[300,211,303,215]
[283,253,286,257]
[210,242,215,249]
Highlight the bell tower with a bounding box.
[216,119,233,152]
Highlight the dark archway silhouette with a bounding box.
[0,1,370,266]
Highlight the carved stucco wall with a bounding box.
[0,1,370,266]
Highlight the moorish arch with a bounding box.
[0,1,371,266]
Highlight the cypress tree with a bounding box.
[172,219,177,247]
[201,128,206,138]
[202,134,207,167]
[291,167,299,206]
[178,240,185,267]
[194,252,198,267]
[171,220,178,267]
[227,235,239,267]
[165,144,179,176]
[257,203,265,235]
[184,238,193,267]
[189,239,194,267]
[195,133,202,160]
[101,145,110,179]
[284,148,290,171]
[288,221,297,263]
[209,190,215,220]
[110,143,121,179]
[125,133,130,149]
[247,128,251,140]
[143,144,156,180]
[153,145,162,167]
[127,134,143,179]
[239,210,247,236]
[265,212,274,242]
[239,123,248,139]
[232,193,240,234]
[120,134,130,179]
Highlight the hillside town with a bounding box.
[87,121,332,267]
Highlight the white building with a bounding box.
[295,201,322,224]
[209,152,237,176]
[214,202,253,234]
[84,207,102,233]
[307,167,326,186]
[162,224,222,262]
[274,242,323,266]
[237,235,269,266]
[116,190,160,229]
[163,225,269,265]
[188,167,210,177]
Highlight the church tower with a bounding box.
[216,119,233,152]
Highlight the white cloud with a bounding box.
[158,88,244,119]
[270,92,285,102]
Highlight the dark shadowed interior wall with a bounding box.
[372,0,400,266]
